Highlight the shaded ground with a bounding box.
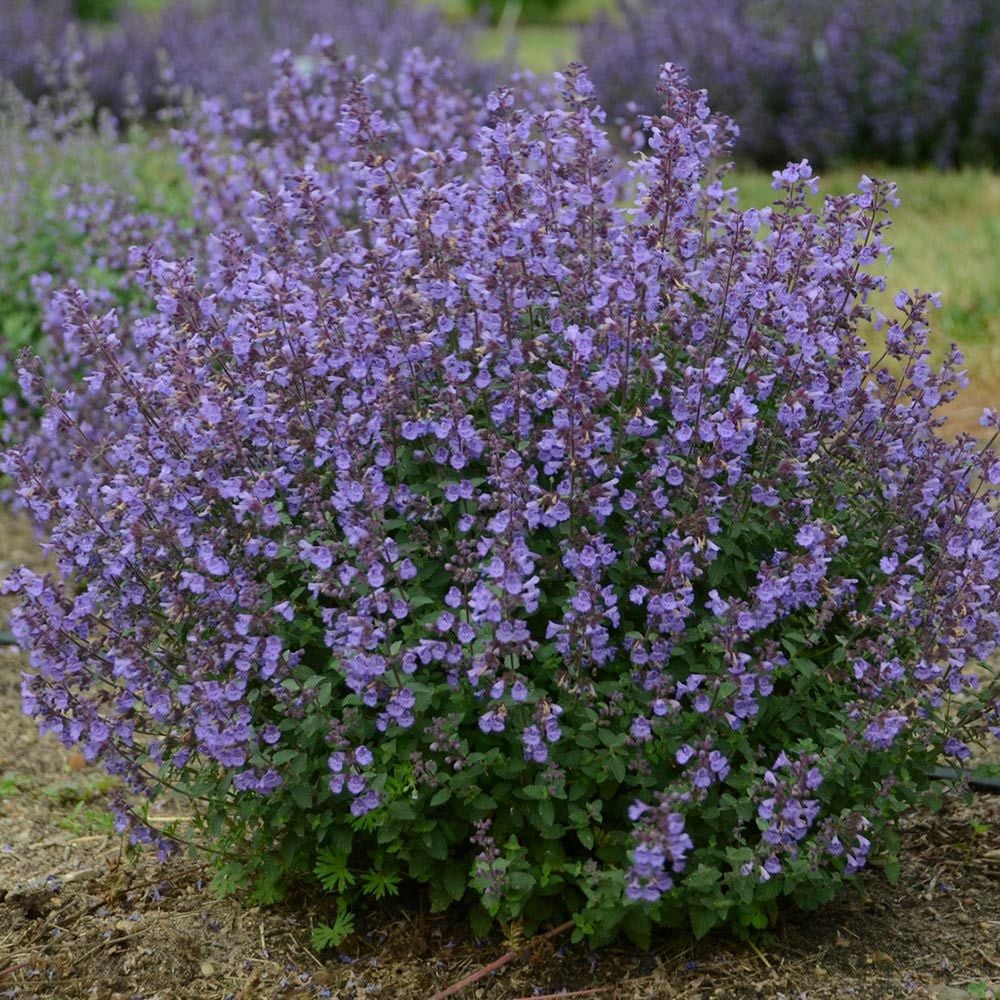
[1,506,998,1000]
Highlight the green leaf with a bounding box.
[362,869,401,900]
[428,879,453,913]
[311,908,355,951]
[606,755,626,783]
[598,728,622,749]
[521,784,548,800]
[689,905,718,940]
[290,782,313,810]
[408,850,434,881]
[388,800,417,821]
[621,907,652,950]
[422,828,449,860]
[742,908,770,930]
[469,906,492,940]
[314,849,356,893]
[685,864,723,893]
[328,826,353,856]
[429,787,451,807]
[537,798,556,828]
[507,871,537,894]
[442,864,467,902]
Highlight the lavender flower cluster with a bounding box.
[581,0,1000,167]
[4,54,999,939]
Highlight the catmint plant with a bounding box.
[582,0,1000,167]
[4,60,999,946]
[0,77,187,505]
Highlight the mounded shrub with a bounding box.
[4,62,1000,947]
[0,1,163,118]
[581,0,1000,167]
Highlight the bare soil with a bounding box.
[1,507,998,1000]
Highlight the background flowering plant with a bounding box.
[582,0,1000,168]
[0,0,492,119]
[4,57,999,945]
[0,77,186,501]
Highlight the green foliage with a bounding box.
[72,0,120,21]
[315,849,357,893]
[311,908,356,951]
[41,774,118,804]
[466,0,567,25]
[57,802,119,836]
[0,774,32,798]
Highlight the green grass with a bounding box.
[475,23,578,73]
[429,0,613,74]
[432,0,613,24]
[0,774,32,798]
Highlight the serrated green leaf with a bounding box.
[469,906,492,940]
[290,782,312,809]
[606,755,625,783]
[388,800,417,821]
[621,907,652,950]
[442,864,467,902]
[328,826,353,855]
[507,870,536,893]
[408,850,434,881]
[422,828,449,860]
[689,905,718,939]
[429,787,451,807]
[428,880,452,913]
[521,784,548,800]
[537,798,555,828]
[362,869,401,900]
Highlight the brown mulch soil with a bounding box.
[1,507,998,1000]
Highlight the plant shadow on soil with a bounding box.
[0,507,998,1000]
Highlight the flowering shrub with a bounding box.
[0,0,490,118]
[5,62,1000,946]
[155,0,494,109]
[174,40,519,242]
[0,81,184,475]
[4,43,532,510]
[581,0,1000,167]
[0,1,164,118]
